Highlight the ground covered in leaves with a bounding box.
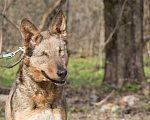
[0,85,150,120]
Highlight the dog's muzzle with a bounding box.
[41,70,66,84]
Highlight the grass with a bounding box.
[67,57,104,88]
[0,56,105,88]
[144,55,150,79]
[0,56,19,87]
[0,55,150,89]
[0,114,5,117]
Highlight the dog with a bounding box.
[5,10,69,120]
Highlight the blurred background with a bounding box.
[0,0,150,119]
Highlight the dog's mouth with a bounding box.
[41,70,66,84]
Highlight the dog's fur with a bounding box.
[5,10,69,120]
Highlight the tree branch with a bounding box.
[39,0,66,31]
[3,14,20,32]
[0,0,7,54]
[103,0,128,48]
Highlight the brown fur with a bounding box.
[5,10,69,120]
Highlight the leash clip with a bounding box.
[11,47,24,57]
[0,47,24,59]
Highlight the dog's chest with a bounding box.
[27,110,61,120]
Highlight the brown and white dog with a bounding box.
[5,10,69,120]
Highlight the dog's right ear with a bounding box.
[20,19,43,56]
[49,10,66,35]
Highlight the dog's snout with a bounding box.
[57,69,67,78]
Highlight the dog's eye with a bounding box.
[59,49,62,54]
[64,40,68,45]
[56,47,62,54]
[42,51,48,56]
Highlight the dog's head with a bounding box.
[20,10,69,85]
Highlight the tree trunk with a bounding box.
[65,0,69,32]
[104,0,147,89]
[98,0,105,68]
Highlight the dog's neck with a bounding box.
[16,60,64,108]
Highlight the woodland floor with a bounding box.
[0,85,150,120]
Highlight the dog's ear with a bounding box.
[49,10,66,37]
[20,19,43,56]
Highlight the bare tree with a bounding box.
[0,0,7,54]
[104,0,149,95]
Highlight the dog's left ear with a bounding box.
[49,10,67,37]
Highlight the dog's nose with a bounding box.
[57,69,67,78]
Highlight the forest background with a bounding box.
[0,0,150,119]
